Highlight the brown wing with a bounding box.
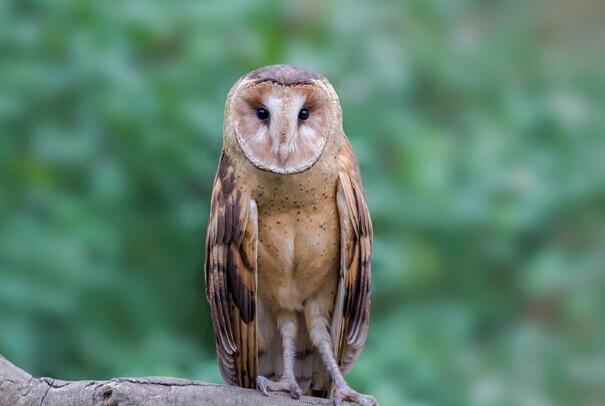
[332,137,373,374]
[205,151,258,388]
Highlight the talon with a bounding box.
[290,383,302,399]
[255,376,270,397]
[255,375,302,399]
[333,384,377,406]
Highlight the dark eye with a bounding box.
[256,107,269,120]
[298,108,310,121]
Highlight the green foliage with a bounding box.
[1,0,604,405]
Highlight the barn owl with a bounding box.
[205,65,375,406]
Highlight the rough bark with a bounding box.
[0,354,332,406]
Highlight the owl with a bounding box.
[205,65,375,406]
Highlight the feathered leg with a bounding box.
[305,298,377,406]
[256,310,303,399]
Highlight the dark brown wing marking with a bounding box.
[205,152,258,388]
[333,138,373,374]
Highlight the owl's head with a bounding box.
[224,65,341,175]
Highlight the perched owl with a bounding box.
[205,65,375,406]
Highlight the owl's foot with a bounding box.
[333,382,378,406]
[256,375,303,399]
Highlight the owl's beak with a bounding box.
[273,126,296,164]
[278,144,290,163]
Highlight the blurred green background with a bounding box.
[1,0,604,405]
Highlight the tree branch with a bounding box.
[0,354,331,405]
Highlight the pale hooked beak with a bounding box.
[272,126,296,164]
[278,144,292,163]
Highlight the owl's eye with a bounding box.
[256,107,270,120]
[298,108,310,121]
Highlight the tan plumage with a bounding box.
[205,65,375,405]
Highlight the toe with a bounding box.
[256,375,303,399]
[289,383,302,399]
[359,395,378,406]
[352,393,377,406]
[334,387,378,406]
[255,376,270,396]
[334,390,348,406]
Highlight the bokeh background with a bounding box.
[1,0,604,405]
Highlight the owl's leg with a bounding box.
[256,310,303,399]
[305,298,377,406]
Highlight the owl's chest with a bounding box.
[255,189,340,312]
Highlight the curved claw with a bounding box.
[256,376,270,397]
[289,382,302,399]
[255,375,302,399]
